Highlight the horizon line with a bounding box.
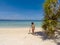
[0,19,43,21]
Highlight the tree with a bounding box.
[56,5,60,29]
[42,0,59,38]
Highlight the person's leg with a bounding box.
[32,29,34,34]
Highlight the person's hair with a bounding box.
[31,22,34,25]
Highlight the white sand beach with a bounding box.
[0,27,59,45]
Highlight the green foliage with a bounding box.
[57,7,60,18]
[42,0,59,38]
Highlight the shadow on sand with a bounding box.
[34,31,49,40]
[33,31,60,45]
[54,30,60,45]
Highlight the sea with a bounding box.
[0,20,43,28]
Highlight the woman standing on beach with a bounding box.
[31,22,35,34]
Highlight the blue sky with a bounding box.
[0,0,45,20]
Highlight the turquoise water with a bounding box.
[0,20,43,27]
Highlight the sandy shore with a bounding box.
[0,27,58,45]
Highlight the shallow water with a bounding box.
[0,20,43,27]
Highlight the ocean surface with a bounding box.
[0,20,43,28]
